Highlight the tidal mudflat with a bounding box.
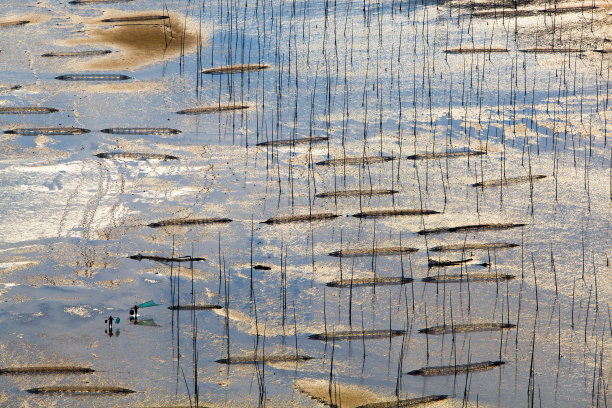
[0,0,611,407]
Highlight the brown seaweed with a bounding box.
[472,175,546,187]
[215,354,315,364]
[56,74,131,81]
[471,9,539,17]
[445,47,508,53]
[407,360,505,376]
[309,329,405,341]
[148,218,232,227]
[520,48,584,53]
[176,105,250,114]
[422,273,515,283]
[256,136,328,147]
[427,258,472,268]
[168,304,222,310]
[539,5,597,13]
[202,63,270,74]
[253,265,272,270]
[419,323,516,335]
[101,127,181,135]
[418,223,526,235]
[129,253,206,263]
[27,385,135,394]
[70,0,134,3]
[95,152,179,161]
[406,150,485,160]
[315,155,395,166]
[355,395,449,408]
[262,213,338,224]
[0,366,94,375]
[101,15,169,23]
[329,247,418,257]
[4,127,90,136]
[42,50,112,57]
[326,277,413,288]
[429,243,519,252]
[352,209,439,218]
[0,84,21,92]
[0,107,57,114]
[316,189,398,198]
[0,20,29,28]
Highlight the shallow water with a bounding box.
[0,0,611,407]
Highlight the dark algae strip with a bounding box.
[263,213,338,224]
[419,323,516,334]
[429,243,519,252]
[148,218,232,227]
[101,128,181,135]
[418,223,526,235]
[406,150,485,160]
[101,15,169,23]
[176,105,249,114]
[168,304,222,310]
[352,209,439,218]
[0,366,94,374]
[257,136,328,147]
[423,273,515,283]
[355,395,448,408]
[0,20,29,27]
[5,127,90,136]
[309,329,405,341]
[472,175,546,187]
[329,247,418,257]
[215,354,314,364]
[56,74,131,81]
[202,63,270,74]
[129,253,206,262]
[95,152,179,161]
[428,258,472,267]
[407,360,505,376]
[316,189,398,198]
[42,50,112,57]
[326,277,413,288]
[27,385,135,394]
[316,155,395,166]
[0,107,57,114]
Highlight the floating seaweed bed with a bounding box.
[315,155,395,166]
[129,253,206,263]
[520,48,584,53]
[316,189,398,198]
[252,264,272,270]
[539,5,598,13]
[176,105,249,114]
[418,322,516,335]
[309,329,405,341]
[215,354,314,364]
[417,222,526,235]
[100,127,181,135]
[472,175,546,187]
[352,209,439,218]
[256,136,328,147]
[326,277,413,288]
[445,47,508,53]
[422,273,515,283]
[407,360,505,376]
[262,213,338,224]
[429,243,519,252]
[427,258,472,268]
[0,20,29,28]
[406,150,485,160]
[202,63,270,74]
[355,395,449,408]
[27,385,135,394]
[42,50,112,57]
[148,218,232,227]
[95,152,179,161]
[168,304,222,310]
[4,127,90,136]
[0,366,94,375]
[55,74,132,81]
[101,15,169,23]
[0,107,57,114]
[329,247,418,257]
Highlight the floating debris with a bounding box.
[326,277,413,288]
[95,152,179,161]
[0,366,94,375]
[422,273,515,283]
[256,136,328,147]
[42,50,112,57]
[419,323,516,335]
[406,150,485,160]
[253,265,272,270]
[101,15,169,23]
[445,47,508,53]
[262,213,338,224]
[4,127,90,136]
[100,127,181,135]
[168,304,222,310]
[520,48,584,53]
[202,63,270,74]
[429,243,519,252]
[355,395,449,408]
[428,258,472,268]
[329,247,419,257]
[309,329,405,341]
[176,105,249,114]
[472,175,546,187]
[316,189,398,198]
[56,74,132,81]
[27,385,135,394]
[215,354,314,364]
[0,107,57,114]
[148,218,232,227]
[407,360,505,376]
[418,223,526,235]
[315,155,395,166]
[129,253,206,263]
[0,20,29,28]
[352,209,439,218]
